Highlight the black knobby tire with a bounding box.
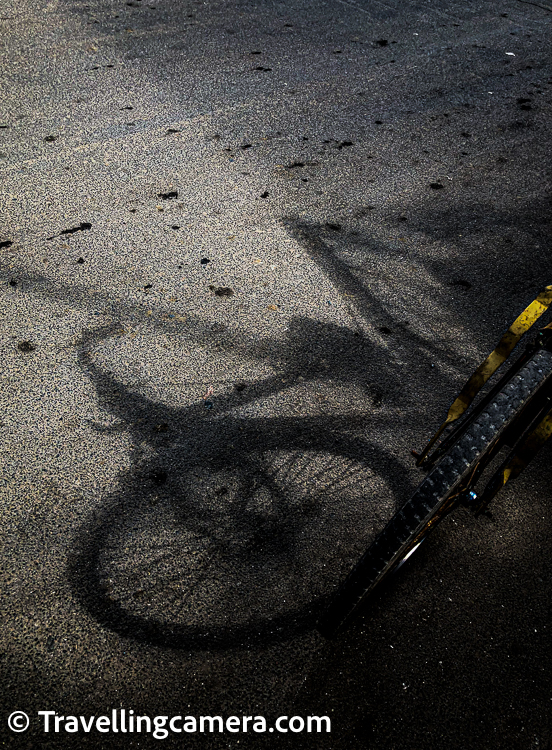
[318,347,552,638]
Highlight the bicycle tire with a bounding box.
[318,347,552,638]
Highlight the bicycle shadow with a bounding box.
[64,218,473,651]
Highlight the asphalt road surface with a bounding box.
[1,0,551,747]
